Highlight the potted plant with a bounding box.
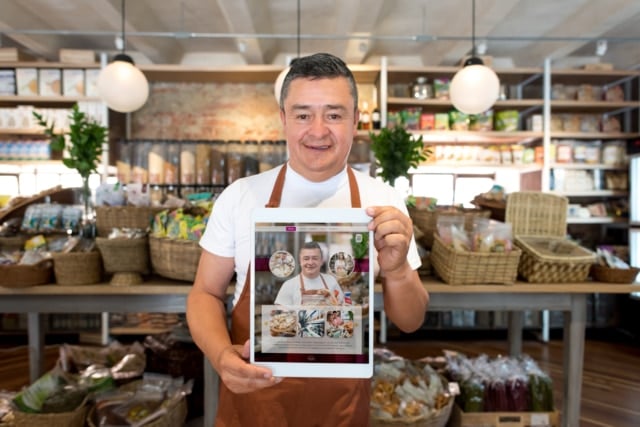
[33,104,108,220]
[369,124,429,187]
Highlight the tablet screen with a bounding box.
[250,208,374,378]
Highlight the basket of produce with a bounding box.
[149,204,211,282]
[408,199,490,249]
[0,235,27,253]
[371,349,454,427]
[52,251,102,286]
[0,258,53,288]
[87,376,190,427]
[95,233,149,286]
[149,236,202,282]
[95,205,164,237]
[515,236,595,283]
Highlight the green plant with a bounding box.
[369,125,430,185]
[33,104,107,215]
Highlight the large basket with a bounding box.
[515,236,595,283]
[11,402,88,427]
[0,235,27,253]
[408,206,491,249]
[0,259,53,288]
[430,234,521,285]
[505,192,568,237]
[95,236,149,285]
[149,236,202,282]
[371,396,454,427]
[52,251,102,286]
[95,206,164,237]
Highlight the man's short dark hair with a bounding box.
[279,52,358,111]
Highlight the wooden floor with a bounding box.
[1,333,639,426]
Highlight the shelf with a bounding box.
[109,326,173,335]
[140,63,381,85]
[0,61,100,70]
[550,99,638,113]
[567,216,627,225]
[411,130,542,145]
[0,128,64,136]
[550,163,628,170]
[387,97,544,112]
[0,95,100,107]
[550,131,639,140]
[412,164,542,174]
[551,68,639,85]
[386,66,543,85]
[551,190,629,197]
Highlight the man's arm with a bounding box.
[366,206,429,332]
[187,250,281,393]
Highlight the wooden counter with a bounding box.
[0,277,637,427]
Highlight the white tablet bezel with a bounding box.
[249,207,375,378]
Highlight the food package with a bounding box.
[38,69,62,96]
[494,110,519,131]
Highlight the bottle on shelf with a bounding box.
[372,107,381,130]
[358,101,372,130]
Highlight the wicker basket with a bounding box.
[149,236,202,282]
[591,264,640,284]
[371,396,454,427]
[11,402,88,427]
[95,236,149,286]
[505,192,568,237]
[430,234,521,285]
[0,235,27,253]
[515,236,595,283]
[52,251,102,286]
[95,206,164,237]
[408,206,491,249]
[0,259,53,288]
[87,381,188,427]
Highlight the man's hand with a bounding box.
[216,340,283,394]
[366,205,413,276]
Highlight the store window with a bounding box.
[411,173,495,207]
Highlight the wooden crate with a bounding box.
[58,49,96,64]
[449,404,560,427]
[0,47,36,62]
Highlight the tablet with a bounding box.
[250,207,375,378]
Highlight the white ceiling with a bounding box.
[2,0,640,70]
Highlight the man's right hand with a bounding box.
[216,340,283,394]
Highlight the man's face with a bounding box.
[299,248,323,278]
[280,76,358,182]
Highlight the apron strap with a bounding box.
[347,167,361,208]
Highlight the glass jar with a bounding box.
[412,76,432,100]
[116,139,132,184]
[180,141,196,185]
[243,140,260,177]
[226,140,244,184]
[148,142,165,185]
[131,140,151,184]
[210,140,227,186]
[164,141,180,186]
[195,140,211,186]
[259,140,275,172]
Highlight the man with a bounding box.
[274,241,344,306]
[187,52,429,426]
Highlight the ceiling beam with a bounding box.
[337,0,385,64]
[216,0,274,65]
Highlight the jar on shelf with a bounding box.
[164,141,180,186]
[148,142,165,185]
[180,141,197,186]
[195,140,211,186]
[259,140,276,172]
[210,140,227,186]
[150,185,164,206]
[243,140,260,177]
[131,140,151,184]
[226,140,244,184]
[274,139,288,164]
[412,76,433,100]
[116,139,132,184]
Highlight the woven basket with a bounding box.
[87,381,188,427]
[95,206,164,237]
[0,235,27,252]
[371,396,454,427]
[430,234,521,285]
[149,236,202,282]
[515,236,595,283]
[408,206,491,249]
[52,251,102,286]
[11,402,88,427]
[505,192,568,237]
[0,259,53,288]
[591,264,640,284]
[95,236,149,286]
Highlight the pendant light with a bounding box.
[97,0,149,113]
[449,0,500,115]
[273,0,301,104]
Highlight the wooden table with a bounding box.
[0,279,637,427]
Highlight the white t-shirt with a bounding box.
[274,273,344,306]
[200,163,421,306]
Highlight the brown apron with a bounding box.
[215,164,370,427]
[299,274,332,305]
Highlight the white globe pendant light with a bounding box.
[449,0,500,115]
[97,0,149,113]
[274,66,290,105]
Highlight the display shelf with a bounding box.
[550,99,638,113]
[109,326,173,335]
[412,130,542,145]
[387,97,544,112]
[550,162,628,171]
[0,95,100,107]
[551,190,628,197]
[566,216,627,225]
[550,131,640,140]
[0,127,65,136]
